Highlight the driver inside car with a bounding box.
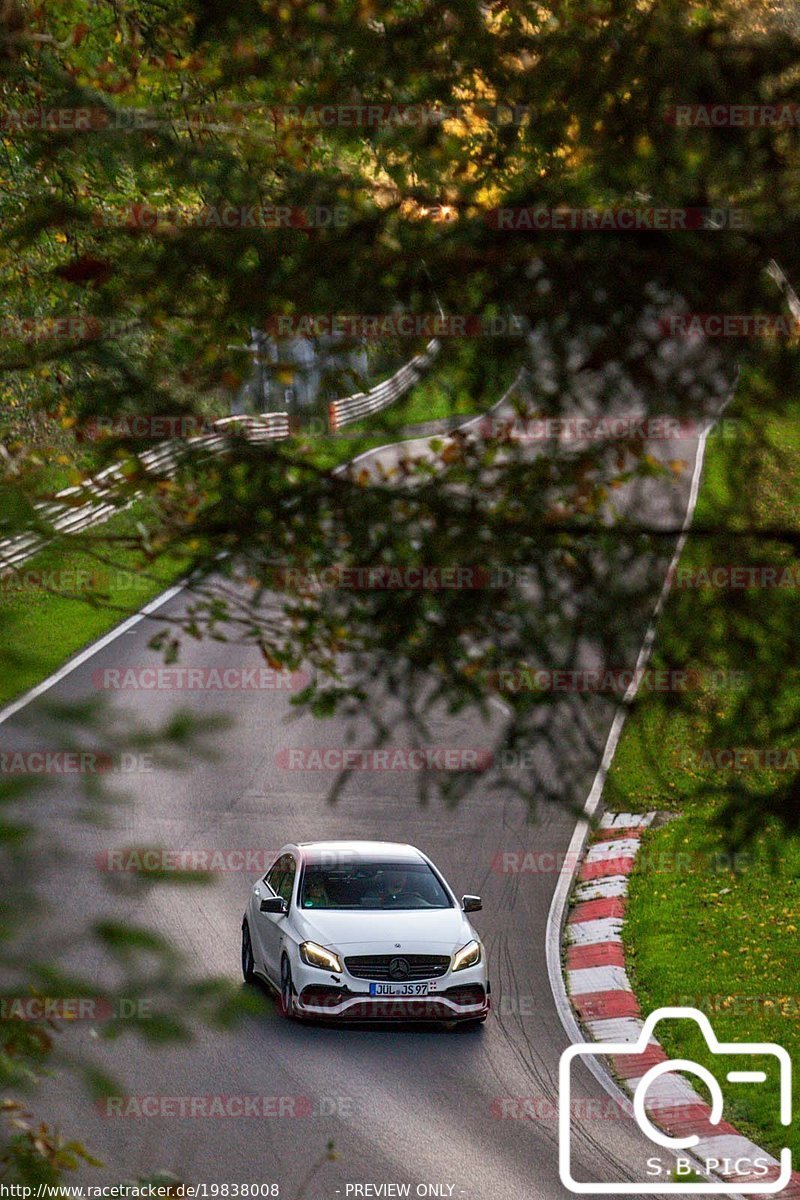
[302,876,331,908]
[378,870,409,904]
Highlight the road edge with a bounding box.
[0,371,527,729]
[543,410,759,1196]
[562,815,798,1196]
[0,581,187,729]
[545,407,715,1035]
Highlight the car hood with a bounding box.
[295,906,474,952]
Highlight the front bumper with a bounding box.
[293,976,490,1021]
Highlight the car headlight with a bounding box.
[452,939,481,972]
[299,941,342,973]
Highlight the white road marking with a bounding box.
[543,394,757,1195]
[574,876,630,901]
[0,582,186,728]
[566,965,633,995]
[566,918,625,946]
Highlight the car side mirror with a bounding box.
[462,894,482,912]
[260,896,288,915]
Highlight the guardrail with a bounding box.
[212,413,291,442]
[334,366,527,481]
[767,259,800,321]
[327,339,440,432]
[0,335,444,577]
[0,412,290,574]
[0,334,442,575]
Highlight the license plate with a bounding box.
[369,982,431,997]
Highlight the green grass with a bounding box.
[347,356,509,433]
[606,395,800,820]
[351,347,518,433]
[670,1168,708,1184]
[0,500,190,706]
[624,816,799,1160]
[0,352,516,701]
[296,349,520,470]
[603,369,800,1159]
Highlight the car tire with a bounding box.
[241,921,256,984]
[279,955,296,1019]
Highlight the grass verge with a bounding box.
[298,347,520,470]
[603,369,800,1160]
[0,350,516,704]
[0,499,190,707]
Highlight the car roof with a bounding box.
[295,840,426,864]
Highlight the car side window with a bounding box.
[277,855,296,906]
[265,860,285,898]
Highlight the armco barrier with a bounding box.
[328,339,440,431]
[0,412,290,575]
[1,335,444,573]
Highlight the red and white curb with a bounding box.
[564,811,799,1197]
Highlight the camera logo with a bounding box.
[559,1006,792,1193]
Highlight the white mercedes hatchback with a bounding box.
[241,840,489,1025]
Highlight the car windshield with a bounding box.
[300,860,452,910]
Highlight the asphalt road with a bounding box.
[2,415,717,1200]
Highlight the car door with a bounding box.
[254,853,295,983]
[250,855,284,980]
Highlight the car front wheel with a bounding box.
[241,921,256,984]
[279,955,296,1019]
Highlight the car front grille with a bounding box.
[344,954,451,980]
